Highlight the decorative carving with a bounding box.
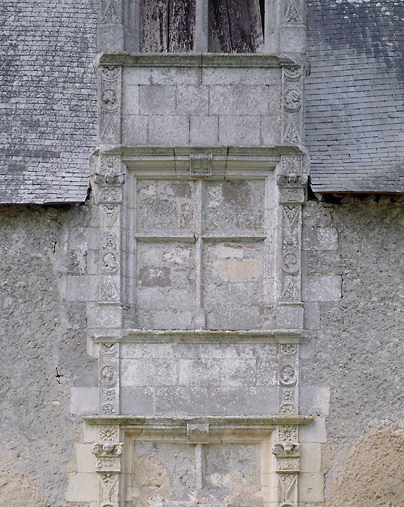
[284,68,302,82]
[281,156,303,175]
[95,156,125,186]
[102,404,117,415]
[278,426,298,442]
[190,154,212,178]
[187,423,209,443]
[284,89,302,113]
[284,123,301,144]
[101,343,118,355]
[272,443,300,457]
[99,342,120,414]
[280,364,297,386]
[276,457,300,472]
[102,387,116,402]
[281,276,299,301]
[280,344,298,355]
[280,403,295,414]
[277,174,307,188]
[98,186,122,204]
[102,233,119,275]
[100,426,119,442]
[284,0,303,24]
[92,443,123,458]
[100,473,118,501]
[100,66,121,144]
[101,205,119,227]
[100,279,119,302]
[102,0,120,24]
[100,365,116,385]
[278,344,299,415]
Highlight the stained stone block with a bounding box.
[139,85,176,115]
[219,116,261,146]
[120,386,155,415]
[155,386,278,416]
[136,179,195,234]
[209,85,234,114]
[302,275,342,301]
[303,227,338,251]
[176,85,209,115]
[203,241,264,329]
[204,180,265,234]
[148,115,189,145]
[122,114,148,145]
[190,115,219,145]
[233,86,269,115]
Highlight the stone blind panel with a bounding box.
[122,66,282,148]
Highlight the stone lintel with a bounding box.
[83,415,314,427]
[96,52,298,69]
[90,328,308,344]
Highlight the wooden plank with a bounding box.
[139,0,170,52]
[209,0,263,53]
[168,0,196,52]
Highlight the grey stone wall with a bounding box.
[301,195,404,506]
[0,204,97,506]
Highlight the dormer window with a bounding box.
[138,0,265,53]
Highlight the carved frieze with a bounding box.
[99,342,120,415]
[99,66,122,145]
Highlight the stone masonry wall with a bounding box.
[301,195,404,507]
[0,204,97,507]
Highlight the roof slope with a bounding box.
[0,0,97,204]
[306,0,404,193]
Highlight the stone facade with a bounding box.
[1,1,404,507]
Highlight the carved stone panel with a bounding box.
[278,343,299,414]
[99,66,122,145]
[282,67,304,146]
[99,342,120,415]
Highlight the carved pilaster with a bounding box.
[99,66,122,145]
[277,343,299,414]
[282,67,304,146]
[99,342,120,415]
[100,0,122,24]
[95,154,125,306]
[276,155,307,328]
[92,442,123,507]
[272,432,300,507]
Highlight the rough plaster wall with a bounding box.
[0,205,97,506]
[301,195,404,506]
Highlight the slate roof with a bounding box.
[2,1,404,202]
[0,0,97,204]
[306,0,404,193]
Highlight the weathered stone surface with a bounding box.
[0,205,97,505]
